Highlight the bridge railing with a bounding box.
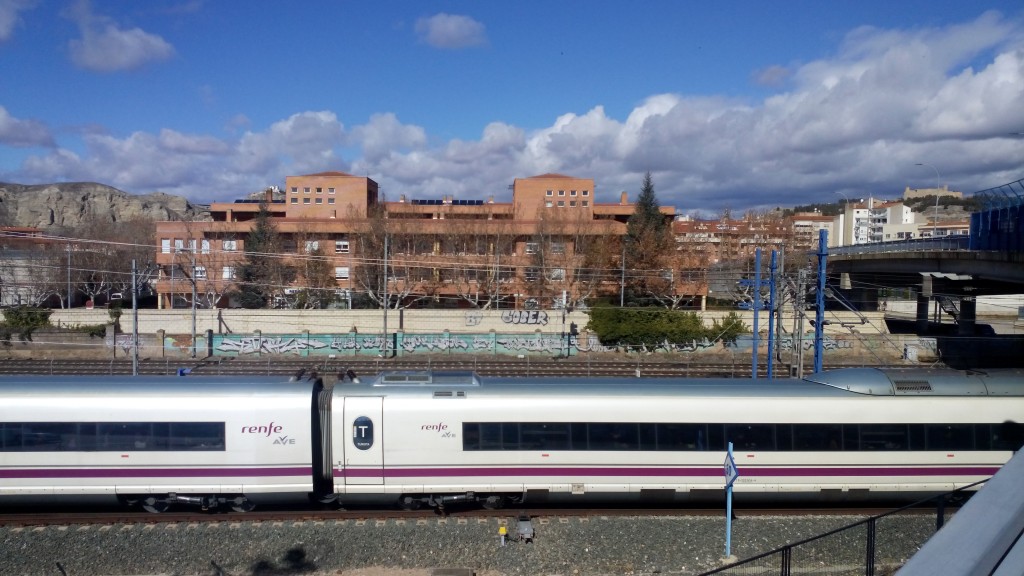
[830,235,970,256]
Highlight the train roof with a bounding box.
[348,367,1024,398]
[0,375,309,398]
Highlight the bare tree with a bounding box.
[69,217,155,304]
[449,216,516,309]
[289,227,339,309]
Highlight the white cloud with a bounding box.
[0,0,36,42]
[9,13,1024,212]
[65,0,174,72]
[0,105,54,147]
[350,113,427,163]
[415,13,487,49]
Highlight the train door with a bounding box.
[341,396,384,485]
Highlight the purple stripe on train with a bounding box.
[335,465,1001,478]
[0,467,311,479]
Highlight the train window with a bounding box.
[519,423,570,450]
[654,424,707,451]
[791,425,843,451]
[98,423,154,451]
[459,421,1016,453]
[859,424,910,451]
[989,422,1024,451]
[925,424,975,451]
[168,423,225,451]
[0,422,224,452]
[587,423,640,450]
[462,423,481,450]
[724,424,775,451]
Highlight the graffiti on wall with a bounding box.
[217,336,329,355]
[501,310,548,325]
[778,334,853,351]
[115,334,137,355]
[496,334,567,353]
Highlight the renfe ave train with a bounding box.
[1,368,1022,512]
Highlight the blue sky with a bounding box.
[1,1,1023,215]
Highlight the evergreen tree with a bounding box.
[623,172,672,301]
[233,201,292,309]
[626,172,667,242]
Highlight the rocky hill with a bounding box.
[0,182,210,231]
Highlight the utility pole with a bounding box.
[382,234,389,357]
[66,243,71,309]
[793,268,807,379]
[813,230,828,374]
[191,249,197,359]
[619,239,627,306]
[132,259,139,376]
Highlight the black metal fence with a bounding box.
[698,481,984,576]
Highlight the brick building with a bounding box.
[153,172,685,310]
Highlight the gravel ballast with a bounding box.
[1,513,938,576]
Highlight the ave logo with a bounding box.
[274,436,295,445]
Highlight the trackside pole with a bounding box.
[752,248,761,378]
[724,441,739,560]
[814,230,828,373]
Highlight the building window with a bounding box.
[570,201,577,207]
[546,190,553,196]
[316,187,322,194]
[335,240,350,253]
[329,187,336,194]
[223,240,237,251]
[582,190,589,196]
[548,268,565,281]
[200,239,210,254]
[524,242,539,255]
[161,239,170,254]
[305,240,319,253]
[558,190,565,196]
[571,190,577,196]
[557,200,565,207]
[315,198,323,204]
[173,239,184,251]
[193,266,207,280]
[303,198,310,204]
[222,267,236,280]
[304,187,310,194]
[545,201,553,208]
[291,187,297,193]
[290,197,298,204]
[328,198,335,204]
[525,267,540,281]
[335,267,350,279]
[582,200,589,207]
[551,242,566,254]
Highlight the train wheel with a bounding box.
[141,496,170,513]
[482,495,506,510]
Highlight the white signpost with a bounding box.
[724,441,739,559]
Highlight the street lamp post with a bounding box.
[915,163,941,238]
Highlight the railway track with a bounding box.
[0,504,941,528]
[0,357,879,377]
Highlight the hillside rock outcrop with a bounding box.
[0,182,210,230]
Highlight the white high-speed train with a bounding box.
[1,368,1021,512]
